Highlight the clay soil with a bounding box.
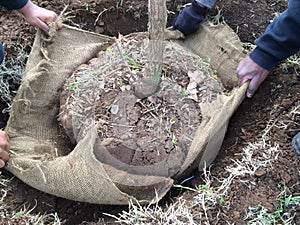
[0,0,299,224]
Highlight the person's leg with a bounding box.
[173,0,208,35]
[292,132,300,155]
[0,43,4,64]
[173,0,217,35]
[195,0,217,9]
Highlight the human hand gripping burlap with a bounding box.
[0,0,63,64]
[18,0,63,33]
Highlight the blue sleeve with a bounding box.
[195,0,216,8]
[0,0,28,10]
[250,0,300,71]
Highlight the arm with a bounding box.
[237,0,300,97]
[18,0,61,32]
[250,0,300,71]
[0,0,62,33]
[0,0,28,10]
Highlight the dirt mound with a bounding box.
[59,33,223,177]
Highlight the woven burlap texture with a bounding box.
[5,22,247,205]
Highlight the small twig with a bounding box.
[137,100,158,118]
[94,7,111,26]
[115,39,133,71]
[109,123,136,128]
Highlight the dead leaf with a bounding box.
[188,70,205,84]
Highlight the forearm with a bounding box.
[0,0,28,10]
[195,0,216,9]
[250,0,300,71]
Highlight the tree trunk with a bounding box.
[134,0,167,99]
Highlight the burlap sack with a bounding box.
[5,22,247,205]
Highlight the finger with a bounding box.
[0,130,8,139]
[246,75,263,98]
[238,75,250,87]
[0,149,9,162]
[49,12,58,20]
[40,11,58,21]
[38,14,61,32]
[0,131,9,152]
[57,21,63,29]
[0,143,9,153]
[0,131,7,141]
[35,19,50,32]
[0,159,5,168]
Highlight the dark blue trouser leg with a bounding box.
[0,43,4,64]
[292,131,300,155]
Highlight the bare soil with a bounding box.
[1,0,299,224]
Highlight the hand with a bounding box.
[18,0,63,33]
[236,56,270,98]
[173,0,206,36]
[0,131,9,168]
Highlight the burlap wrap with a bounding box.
[5,23,247,205]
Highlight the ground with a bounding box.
[0,0,299,224]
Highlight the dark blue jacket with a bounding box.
[250,0,300,71]
[0,0,28,10]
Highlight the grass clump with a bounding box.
[280,53,300,74]
[246,183,300,225]
[0,172,61,224]
[104,197,197,225]
[0,44,27,112]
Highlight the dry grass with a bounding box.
[0,172,61,224]
[0,44,27,112]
